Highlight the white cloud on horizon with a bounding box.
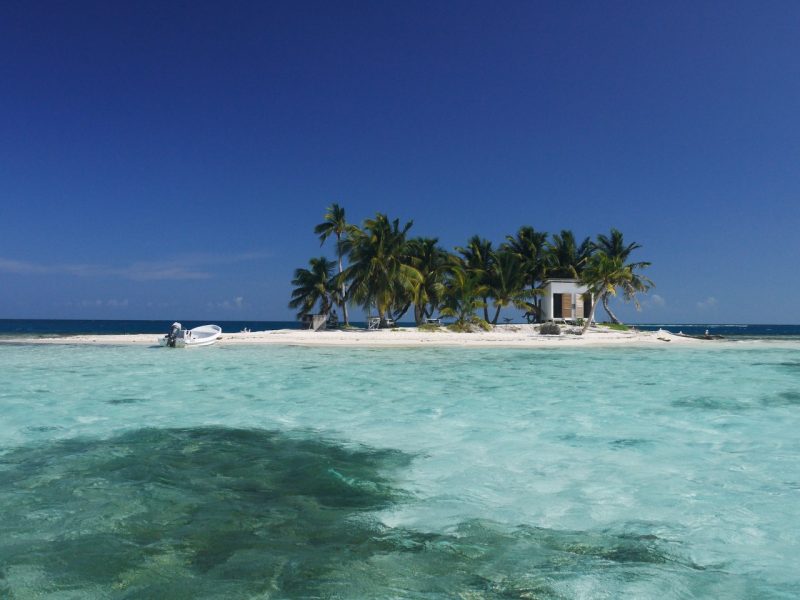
[697,296,718,310]
[0,258,50,274]
[0,252,270,281]
[208,296,246,310]
[60,298,130,308]
[640,294,666,310]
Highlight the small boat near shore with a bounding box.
[159,323,222,348]
[674,330,725,340]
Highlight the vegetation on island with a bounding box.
[291,205,653,331]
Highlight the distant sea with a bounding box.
[0,319,302,337]
[0,319,799,339]
[634,323,800,339]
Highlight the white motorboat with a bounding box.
[159,323,222,348]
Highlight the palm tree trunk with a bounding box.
[337,237,349,326]
[525,302,541,323]
[379,301,390,328]
[392,302,411,322]
[491,305,501,325]
[602,294,621,324]
[482,298,489,323]
[582,293,601,334]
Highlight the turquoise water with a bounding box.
[1,343,798,598]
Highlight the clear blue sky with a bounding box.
[2,1,798,323]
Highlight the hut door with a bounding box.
[561,294,572,318]
[583,294,592,318]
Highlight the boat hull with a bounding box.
[158,325,222,348]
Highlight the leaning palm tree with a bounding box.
[580,253,654,333]
[455,235,495,322]
[288,257,336,319]
[314,203,357,325]
[592,229,652,324]
[344,213,422,327]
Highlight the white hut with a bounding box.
[541,279,594,322]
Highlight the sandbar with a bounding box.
[0,325,711,348]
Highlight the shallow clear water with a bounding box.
[1,343,798,598]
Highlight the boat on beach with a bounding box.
[158,323,222,348]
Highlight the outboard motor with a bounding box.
[167,322,182,348]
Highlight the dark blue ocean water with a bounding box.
[0,319,302,337]
[0,319,798,338]
[634,323,800,338]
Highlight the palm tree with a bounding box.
[502,226,548,321]
[546,230,593,279]
[456,235,494,322]
[344,213,422,327]
[593,229,652,324]
[487,250,536,324]
[314,203,357,325]
[406,237,450,325]
[595,228,641,262]
[579,254,628,334]
[288,257,336,319]
[580,253,654,333]
[440,263,489,330]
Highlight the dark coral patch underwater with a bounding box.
[0,427,786,599]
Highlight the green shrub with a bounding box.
[539,322,561,335]
[446,319,491,333]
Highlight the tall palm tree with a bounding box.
[546,230,593,279]
[344,213,422,327]
[406,237,450,325]
[487,250,536,324]
[595,228,641,262]
[455,235,494,322]
[502,226,548,321]
[593,228,653,324]
[314,203,357,325]
[288,257,336,319]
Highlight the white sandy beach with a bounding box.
[1,325,708,348]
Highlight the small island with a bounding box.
[292,204,653,336]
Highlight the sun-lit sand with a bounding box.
[2,324,705,348]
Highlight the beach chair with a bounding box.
[367,316,381,330]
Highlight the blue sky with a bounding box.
[2,1,798,323]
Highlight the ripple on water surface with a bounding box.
[0,343,798,598]
[0,426,783,599]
